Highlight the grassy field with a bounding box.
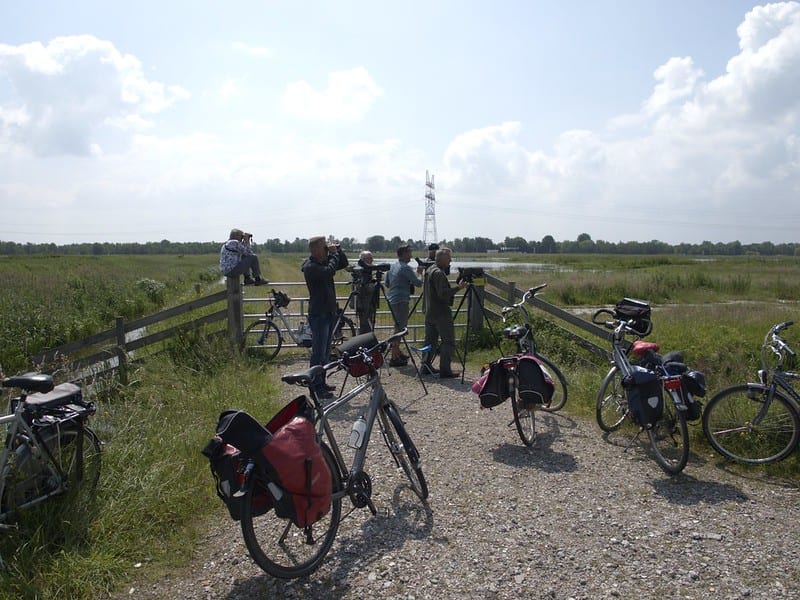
[0,252,799,599]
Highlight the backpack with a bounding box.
[623,365,663,428]
[202,396,332,527]
[472,360,510,408]
[515,355,555,408]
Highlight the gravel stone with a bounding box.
[108,361,800,599]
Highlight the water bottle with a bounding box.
[348,415,367,449]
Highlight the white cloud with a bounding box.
[439,2,800,242]
[0,35,189,157]
[282,67,383,121]
[231,41,274,59]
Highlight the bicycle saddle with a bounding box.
[2,373,55,393]
[281,365,325,386]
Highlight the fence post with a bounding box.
[507,281,517,304]
[114,316,128,385]
[227,277,243,350]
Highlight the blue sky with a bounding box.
[1,1,798,245]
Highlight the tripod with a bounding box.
[450,278,502,383]
[339,268,428,394]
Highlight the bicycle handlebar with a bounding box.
[501,283,547,315]
[591,308,653,337]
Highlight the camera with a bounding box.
[351,263,390,286]
[414,257,434,269]
[456,267,484,284]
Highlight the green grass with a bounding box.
[1,252,799,598]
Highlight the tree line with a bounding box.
[1,233,798,257]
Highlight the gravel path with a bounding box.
[114,361,800,600]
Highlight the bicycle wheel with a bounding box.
[380,400,429,500]
[510,377,536,446]
[242,320,282,361]
[536,354,568,412]
[331,316,356,346]
[596,366,629,432]
[702,384,800,464]
[647,395,689,475]
[240,443,343,579]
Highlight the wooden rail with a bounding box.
[31,272,615,381]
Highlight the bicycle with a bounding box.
[500,283,568,413]
[237,328,428,578]
[592,307,691,475]
[702,321,800,464]
[1,373,101,527]
[242,289,356,361]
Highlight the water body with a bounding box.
[451,260,565,272]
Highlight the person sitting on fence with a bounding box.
[219,228,268,286]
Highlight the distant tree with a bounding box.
[577,233,592,243]
[540,235,557,254]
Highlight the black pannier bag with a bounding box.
[201,437,272,521]
[681,370,707,421]
[472,360,510,408]
[623,365,663,428]
[516,355,555,408]
[202,397,332,527]
[614,298,652,336]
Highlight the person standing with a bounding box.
[219,228,268,285]
[385,244,424,366]
[422,247,466,378]
[302,236,349,399]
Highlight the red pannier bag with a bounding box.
[205,396,332,527]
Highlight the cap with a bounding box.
[428,243,440,251]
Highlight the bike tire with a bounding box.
[510,377,536,446]
[536,354,568,412]
[647,396,689,475]
[381,400,429,500]
[240,443,343,579]
[242,320,282,361]
[596,366,629,432]
[331,316,356,347]
[2,423,103,522]
[702,384,800,464]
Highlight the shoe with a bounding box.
[439,370,461,379]
[422,363,439,375]
[317,390,334,400]
[324,383,337,392]
[253,277,269,286]
[399,353,410,360]
[389,357,408,367]
[243,276,256,285]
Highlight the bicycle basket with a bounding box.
[273,290,290,308]
[339,332,383,377]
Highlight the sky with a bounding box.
[1,0,799,246]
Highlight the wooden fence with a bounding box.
[30,273,614,380]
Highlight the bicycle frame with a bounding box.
[0,402,72,523]
[314,371,385,501]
